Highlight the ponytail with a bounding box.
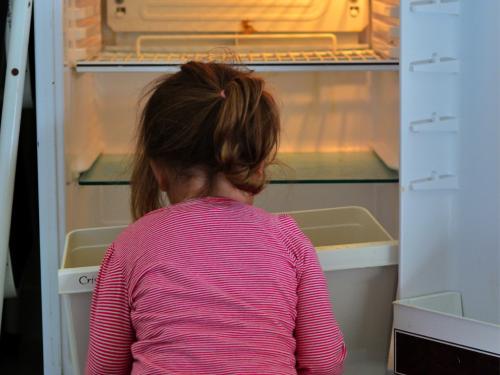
[130,61,280,220]
[214,77,278,194]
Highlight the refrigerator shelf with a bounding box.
[75,49,399,73]
[78,151,399,186]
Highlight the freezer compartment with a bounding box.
[394,292,500,357]
[64,0,399,71]
[59,206,397,374]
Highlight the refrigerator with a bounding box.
[33,0,499,374]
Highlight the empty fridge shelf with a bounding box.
[78,151,399,186]
[75,49,398,73]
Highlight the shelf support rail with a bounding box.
[0,0,33,323]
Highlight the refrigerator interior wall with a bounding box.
[63,71,105,175]
[105,0,370,34]
[370,71,399,170]
[456,0,499,325]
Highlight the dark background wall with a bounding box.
[0,2,43,373]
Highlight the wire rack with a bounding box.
[75,49,398,72]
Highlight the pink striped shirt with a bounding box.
[87,196,346,374]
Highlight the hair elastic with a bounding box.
[220,89,226,99]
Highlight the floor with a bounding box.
[0,247,43,374]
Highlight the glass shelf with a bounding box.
[78,151,399,186]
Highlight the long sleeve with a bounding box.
[281,216,347,374]
[86,245,134,375]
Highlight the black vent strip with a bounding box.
[394,329,500,375]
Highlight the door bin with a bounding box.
[59,206,398,374]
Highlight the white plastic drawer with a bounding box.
[59,206,398,293]
[287,206,398,271]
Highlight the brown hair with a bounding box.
[131,61,280,220]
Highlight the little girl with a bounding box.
[87,61,346,374]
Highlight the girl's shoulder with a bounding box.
[275,213,304,240]
[109,200,311,262]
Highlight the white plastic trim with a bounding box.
[35,0,65,372]
[394,292,500,355]
[318,242,399,271]
[75,61,399,73]
[58,267,99,294]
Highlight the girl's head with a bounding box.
[131,61,281,220]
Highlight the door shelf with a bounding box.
[75,49,399,73]
[78,151,399,186]
[409,0,460,15]
[409,55,459,74]
[410,113,459,133]
[394,292,500,356]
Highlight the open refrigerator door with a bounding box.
[395,0,499,372]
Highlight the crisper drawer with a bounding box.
[288,206,398,271]
[58,206,398,375]
[58,206,398,294]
